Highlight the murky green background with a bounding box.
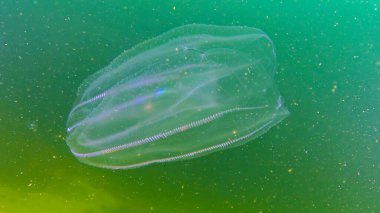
[1,1,379,212]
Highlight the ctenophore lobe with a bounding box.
[66,24,289,169]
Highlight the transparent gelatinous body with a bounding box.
[66,24,289,169]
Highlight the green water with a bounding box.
[1,1,379,212]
